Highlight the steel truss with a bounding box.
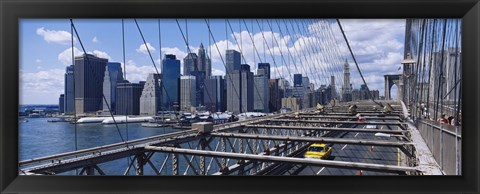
[20,101,423,176]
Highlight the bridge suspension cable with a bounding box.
[336,19,382,106]
[70,19,129,146]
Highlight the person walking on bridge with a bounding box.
[437,113,449,124]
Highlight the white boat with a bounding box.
[237,112,267,120]
[76,117,110,123]
[141,123,168,128]
[102,116,154,124]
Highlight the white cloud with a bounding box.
[20,69,65,104]
[301,19,405,95]
[161,47,187,59]
[123,60,156,83]
[36,27,75,45]
[58,47,111,65]
[58,47,83,65]
[340,19,405,95]
[136,42,156,54]
[212,68,225,76]
[35,59,41,63]
[92,36,98,43]
[92,50,111,60]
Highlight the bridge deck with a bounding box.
[19,100,437,176]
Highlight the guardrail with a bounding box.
[415,119,461,175]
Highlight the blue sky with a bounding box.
[20,19,406,104]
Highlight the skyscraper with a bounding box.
[197,43,212,77]
[204,75,225,112]
[140,73,162,115]
[190,70,206,106]
[240,64,254,113]
[74,54,108,114]
[253,69,269,113]
[180,75,196,112]
[227,64,253,114]
[183,53,198,76]
[258,63,271,80]
[330,75,337,99]
[161,54,181,110]
[225,50,241,74]
[294,74,302,86]
[352,84,380,101]
[302,77,309,91]
[268,79,280,112]
[64,65,74,114]
[59,94,64,114]
[116,81,145,115]
[341,59,353,102]
[102,62,125,113]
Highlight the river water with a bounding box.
[19,117,181,175]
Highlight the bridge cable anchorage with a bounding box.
[70,19,130,150]
[336,19,382,107]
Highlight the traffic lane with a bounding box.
[297,125,400,175]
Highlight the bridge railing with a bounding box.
[415,118,461,175]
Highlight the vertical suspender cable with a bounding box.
[70,19,128,146]
[71,19,78,175]
[121,18,129,175]
[435,20,448,120]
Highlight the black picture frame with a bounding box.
[1,0,479,193]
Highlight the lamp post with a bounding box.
[401,53,416,117]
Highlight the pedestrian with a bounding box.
[423,107,428,119]
[437,113,449,124]
[452,112,461,126]
[447,116,454,125]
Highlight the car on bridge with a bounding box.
[304,143,332,159]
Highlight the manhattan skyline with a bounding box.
[20,19,406,104]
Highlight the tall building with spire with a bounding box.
[197,43,212,77]
[341,59,353,102]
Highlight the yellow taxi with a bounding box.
[304,143,332,159]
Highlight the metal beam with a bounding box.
[270,119,406,127]
[293,115,402,121]
[25,148,143,174]
[211,132,411,147]
[19,130,197,166]
[244,125,405,134]
[300,112,402,116]
[144,146,418,174]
